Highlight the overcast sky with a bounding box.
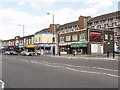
[0,0,119,40]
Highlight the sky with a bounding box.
[0,0,119,40]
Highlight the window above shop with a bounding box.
[60,37,64,42]
[72,35,78,41]
[79,33,86,41]
[66,36,71,41]
[110,35,113,40]
[105,34,108,40]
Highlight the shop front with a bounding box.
[59,45,71,54]
[14,46,19,52]
[59,42,88,54]
[25,44,35,52]
[71,42,88,54]
[59,42,72,54]
[8,46,14,51]
[35,43,56,55]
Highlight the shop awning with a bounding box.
[26,45,34,48]
[71,44,87,47]
[72,42,88,45]
[71,42,88,47]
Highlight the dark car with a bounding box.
[10,51,19,55]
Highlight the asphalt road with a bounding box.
[1,55,119,88]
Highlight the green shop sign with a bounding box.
[71,42,88,47]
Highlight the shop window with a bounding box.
[72,35,78,41]
[45,47,51,53]
[66,36,71,41]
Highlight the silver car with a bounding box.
[4,51,10,55]
[115,49,120,54]
[20,51,30,56]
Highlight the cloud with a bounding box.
[86,0,113,9]
[18,0,55,8]
[18,0,26,6]
[0,8,51,40]
[0,0,118,40]
[54,7,98,25]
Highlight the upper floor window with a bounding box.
[39,37,41,42]
[105,34,108,40]
[79,33,86,41]
[97,25,101,28]
[108,23,112,26]
[110,35,113,40]
[72,35,78,41]
[60,37,64,42]
[66,36,71,41]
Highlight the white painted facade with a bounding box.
[91,44,103,54]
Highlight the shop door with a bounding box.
[53,47,55,55]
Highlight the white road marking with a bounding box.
[0,80,4,90]
[4,57,119,78]
[21,59,119,78]
[41,61,118,72]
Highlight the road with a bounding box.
[1,55,119,88]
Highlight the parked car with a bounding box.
[10,51,19,55]
[115,49,120,54]
[20,51,29,56]
[4,51,10,55]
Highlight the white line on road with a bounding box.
[0,80,5,90]
[41,61,118,72]
[5,57,120,78]
[23,60,119,78]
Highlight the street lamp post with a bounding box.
[47,13,55,56]
[19,25,25,50]
[19,25,25,37]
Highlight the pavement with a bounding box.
[48,53,120,61]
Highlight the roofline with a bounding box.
[34,33,57,35]
[88,11,120,23]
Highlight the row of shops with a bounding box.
[1,29,115,55]
[2,43,56,55]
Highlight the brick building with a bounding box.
[88,11,120,51]
[57,16,91,54]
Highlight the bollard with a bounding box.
[73,51,75,56]
[59,52,61,56]
[113,51,115,58]
[107,51,109,57]
[73,53,75,56]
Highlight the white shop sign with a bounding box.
[60,52,67,54]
